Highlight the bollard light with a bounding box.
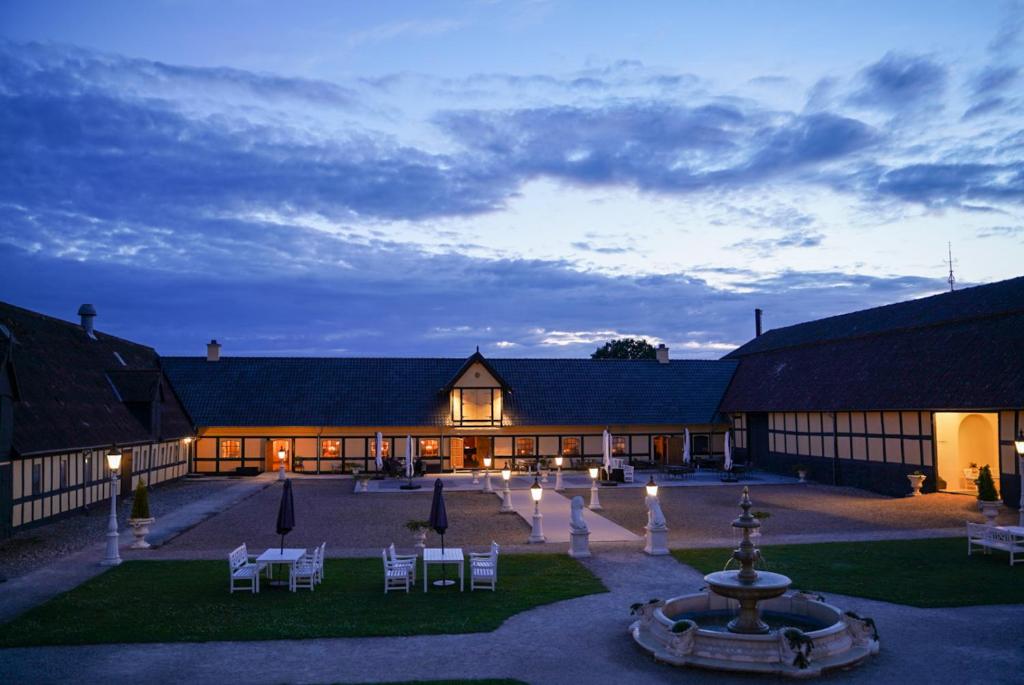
[277,445,287,481]
[499,461,514,513]
[645,475,659,498]
[101,445,123,566]
[484,455,493,469]
[528,477,546,542]
[278,447,287,461]
[1015,430,1024,456]
[501,464,511,481]
[531,477,543,502]
[555,455,563,468]
[588,465,599,480]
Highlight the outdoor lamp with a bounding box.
[588,466,599,480]
[484,455,493,468]
[554,455,564,491]
[105,445,122,472]
[101,446,122,567]
[482,455,493,493]
[501,464,511,481]
[1015,430,1024,456]
[183,436,193,444]
[645,475,659,498]
[277,446,287,481]
[528,477,545,543]
[588,465,603,511]
[555,456,563,468]
[499,462,514,513]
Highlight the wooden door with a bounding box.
[667,436,684,465]
[450,437,464,469]
[120,448,134,496]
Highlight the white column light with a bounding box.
[554,455,564,491]
[588,465,602,511]
[500,463,514,512]
[483,455,493,493]
[101,446,123,566]
[528,477,546,543]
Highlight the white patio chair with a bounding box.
[316,541,327,584]
[621,464,635,483]
[388,542,418,582]
[382,548,413,594]
[292,545,320,592]
[470,541,500,591]
[228,544,262,594]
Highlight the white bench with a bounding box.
[228,544,265,593]
[382,548,414,593]
[470,541,500,591]
[967,523,1024,566]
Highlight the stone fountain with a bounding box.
[630,487,879,678]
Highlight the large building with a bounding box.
[0,303,193,536]
[721,275,1024,506]
[161,348,737,475]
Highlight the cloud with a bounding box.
[989,1,1024,56]
[570,241,634,254]
[872,162,1024,207]
[847,52,948,111]
[976,224,1024,238]
[345,18,465,49]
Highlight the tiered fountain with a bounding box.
[630,487,879,678]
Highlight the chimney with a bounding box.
[78,304,97,339]
[206,339,221,362]
[755,308,763,337]
[655,343,670,364]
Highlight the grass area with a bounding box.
[0,555,605,647]
[359,681,526,685]
[674,537,1023,608]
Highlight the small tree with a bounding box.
[975,465,999,502]
[130,479,151,520]
[592,338,657,360]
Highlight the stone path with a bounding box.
[0,475,274,624]
[500,488,640,543]
[1,549,1021,685]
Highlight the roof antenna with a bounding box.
[945,242,956,292]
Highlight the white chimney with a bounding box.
[206,339,221,362]
[656,343,670,364]
[78,304,97,339]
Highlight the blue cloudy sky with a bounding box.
[1,0,1022,357]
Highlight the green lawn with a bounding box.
[674,537,1023,608]
[0,555,605,647]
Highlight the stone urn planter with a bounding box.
[128,517,155,549]
[906,472,926,497]
[406,520,430,550]
[979,500,1002,525]
[355,477,369,493]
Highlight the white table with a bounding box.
[422,547,464,592]
[997,526,1024,536]
[256,548,306,592]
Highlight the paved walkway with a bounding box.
[500,488,640,543]
[1,549,1021,684]
[0,475,274,624]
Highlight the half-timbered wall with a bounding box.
[11,438,189,529]
[999,410,1024,509]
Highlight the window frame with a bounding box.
[451,387,503,427]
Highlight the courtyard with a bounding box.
[1,473,1021,684]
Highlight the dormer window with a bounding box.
[445,350,509,428]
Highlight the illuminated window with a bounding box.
[451,388,502,426]
[220,439,241,459]
[419,439,439,457]
[515,437,535,456]
[561,437,580,456]
[84,455,93,484]
[612,436,627,455]
[321,439,340,458]
[369,439,390,458]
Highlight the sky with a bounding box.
[1,0,1022,358]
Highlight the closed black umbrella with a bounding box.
[276,479,295,552]
[427,479,453,587]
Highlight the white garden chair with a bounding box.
[470,541,500,591]
[382,548,414,593]
[228,544,263,594]
[388,542,418,582]
[621,464,635,483]
[316,541,326,583]
[292,545,320,592]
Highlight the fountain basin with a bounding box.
[704,570,793,633]
[630,590,879,678]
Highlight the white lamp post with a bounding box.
[588,465,602,510]
[554,455,564,491]
[500,463,514,512]
[101,446,123,566]
[645,474,659,499]
[528,477,546,543]
[1015,430,1024,526]
[277,446,287,481]
[483,455,493,493]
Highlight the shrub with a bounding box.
[976,465,999,502]
[130,480,151,520]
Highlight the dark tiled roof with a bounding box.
[719,276,1024,412]
[726,275,1024,358]
[162,356,738,428]
[0,302,193,456]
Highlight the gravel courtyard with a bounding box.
[151,477,1010,557]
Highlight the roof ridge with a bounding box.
[0,300,158,352]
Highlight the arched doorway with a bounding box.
[935,412,999,494]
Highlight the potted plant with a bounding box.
[962,462,979,482]
[906,470,926,497]
[975,465,1002,524]
[538,456,550,483]
[406,519,430,549]
[127,479,155,549]
[795,465,808,483]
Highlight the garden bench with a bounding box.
[228,543,265,594]
[967,522,1024,566]
[382,548,414,593]
[470,541,500,591]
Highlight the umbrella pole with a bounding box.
[280,534,284,553]
[441,533,446,587]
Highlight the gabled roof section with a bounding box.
[443,349,510,392]
[0,301,193,455]
[719,275,1024,412]
[162,356,738,428]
